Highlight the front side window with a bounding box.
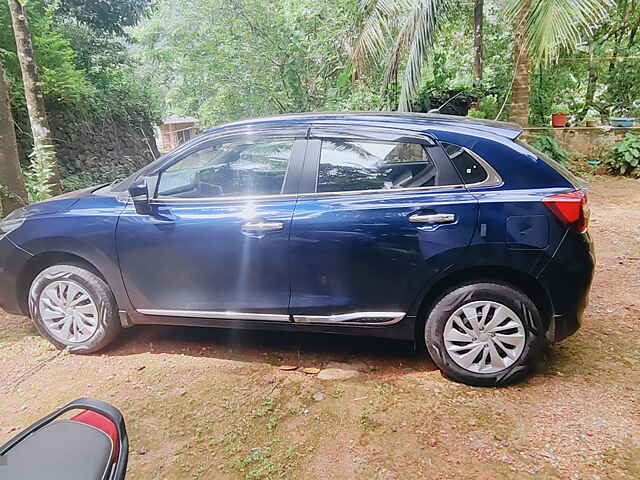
[157,139,294,198]
[317,139,438,193]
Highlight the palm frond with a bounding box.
[351,0,413,73]
[398,0,450,111]
[505,0,612,64]
[382,17,413,91]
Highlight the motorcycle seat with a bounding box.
[0,419,113,480]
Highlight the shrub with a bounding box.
[530,135,570,163]
[24,146,55,203]
[605,133,640,177]
[551,104,570,115]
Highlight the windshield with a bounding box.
[109,153,170,192]
[516,139,586,189]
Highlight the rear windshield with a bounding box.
[516,139,586,189]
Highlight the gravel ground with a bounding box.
[1,176,638,479]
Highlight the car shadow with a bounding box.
[102,324,438,376]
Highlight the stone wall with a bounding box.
[16,108,159,192]
[522,126,640,158]
[48,110,160,191]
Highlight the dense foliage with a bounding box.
[0,0,158,123]
[529,134,570,163]
[605,133,640,177]
[134,0,383,125]
[132,0,640,130]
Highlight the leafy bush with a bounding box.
[551,104,570,115]
[530,135,570,163]
[24,146,55,203]
[62,172,106,192]
[605,133,640,177]
[467,96,500,120]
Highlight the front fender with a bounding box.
[8,196,132,312]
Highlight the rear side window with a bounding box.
[317,139,440,193]
[442,142,488,185]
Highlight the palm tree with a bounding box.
[506,0,611,125]
[473,0,484,88]
[352,0,611,122]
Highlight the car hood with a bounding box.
[18,184,109,218]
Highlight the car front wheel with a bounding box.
[28,265,121,354]
[424,282,546,387]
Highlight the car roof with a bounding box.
[205,112,523,141]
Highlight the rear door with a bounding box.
[288,126,479,324]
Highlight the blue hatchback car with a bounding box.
[0,113,594,386]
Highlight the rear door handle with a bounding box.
[409,213,456,224]
[242,220,284,232]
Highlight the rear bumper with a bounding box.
[539,230,595,342]
[0,236,32,315]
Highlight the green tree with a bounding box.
[473,0,484,87]
[54,0,153,35]
[352,0,610,121]
[7,0,62,195]
[135,0,365,126]
[0,58,28,213]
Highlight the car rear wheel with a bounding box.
[29,265,121,354]
[424,282,546,387]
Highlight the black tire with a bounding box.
[28,265,121,354]
[424,282,546,387]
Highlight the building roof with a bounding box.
[163,114,199,125]
[205,112,523,140]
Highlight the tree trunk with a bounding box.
[577,44,598,124]
[473,0,484,87]
[7,0,62,196]
[509,0,530,127]
[0,61,28,214]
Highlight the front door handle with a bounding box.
[242,220,284,232]
[409,213,456,224]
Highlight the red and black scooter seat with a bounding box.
[0,401,125,480]
[0,419,113,480]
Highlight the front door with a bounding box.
[289,128,478,324]
[117,133,307,320]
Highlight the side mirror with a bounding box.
[129,177,155,215]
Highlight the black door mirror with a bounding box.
[129,177,154,215]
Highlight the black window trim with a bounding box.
[300,126,466,196]
[112,123,309,194]
[442,142,503,189]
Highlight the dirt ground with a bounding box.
[1,176,639,479]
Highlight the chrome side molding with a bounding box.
[137,309,406,326]
[292,312,405,326]
[137,309,290,322]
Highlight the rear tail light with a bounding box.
[543,189,589,233]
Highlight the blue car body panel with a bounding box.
[0,113,594,344]
[289,188,478,316]
[5,194,131,314]
[116,197,295,314]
